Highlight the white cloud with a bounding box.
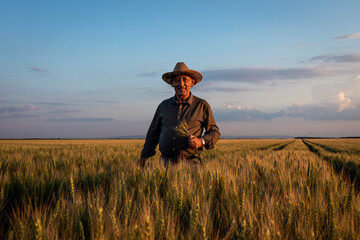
[330,92,352,112]
[30,66,48,73]
[139,72,158,77]
[196,82,255,92]
[294,102,304,106]
[333,32,360,40]
[286,102,360,121]
[203,67,336,84]
[309,53,360,63]
[311,74,360,104]
[215,90,360,122]
[215,107,285,122]
[29,65,49,76]
[355,74,360,87]
[222,104,253,110]
[47,117,114,122]
[0,105,35,114]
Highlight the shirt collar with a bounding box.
[173,92,194,105]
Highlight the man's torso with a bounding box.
[158,94,208,158]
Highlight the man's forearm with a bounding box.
[202,127,220,149]
[141,133,160,158]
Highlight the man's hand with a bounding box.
[139,157,148,168]
[188,135,203,149]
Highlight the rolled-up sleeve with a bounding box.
[140,104,162,158]
[202,101,220,150]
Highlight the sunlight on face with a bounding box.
[171,74,195,99]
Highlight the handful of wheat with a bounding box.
[175,121,190,149]
[176,121,201,162]
[176,121,190,137]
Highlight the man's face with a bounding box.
[171,74,195,99]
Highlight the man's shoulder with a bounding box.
[192,94,205,102]
[162,96,175,104]
[191,94,210,106]
[158,96,175,107]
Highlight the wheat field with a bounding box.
[0,139,359,239]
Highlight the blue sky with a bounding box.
[1,0,360,138]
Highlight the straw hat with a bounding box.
[162,62,203,85]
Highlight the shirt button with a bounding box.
[172,148,175,151]
[173,137,175,140]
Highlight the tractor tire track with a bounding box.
[302,139,360,190]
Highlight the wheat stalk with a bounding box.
[51,200,60,224]
[144,215,151,240]
[69,177,75,203]
[176,121,190,137]
[35,218,42,240]
[78,221,85,240]
[111,210,120,239]
[18,221,25,240]
[176,121,201,161]
[96,207,104,240]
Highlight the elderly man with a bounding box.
[139,62,220,167]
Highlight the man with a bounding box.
[139,62,220,167]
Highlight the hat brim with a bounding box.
[162,70,202,85]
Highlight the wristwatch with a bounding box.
[201,138,205,146]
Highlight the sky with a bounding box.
[1,0,360,138]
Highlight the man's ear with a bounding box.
[191,79,195,87]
